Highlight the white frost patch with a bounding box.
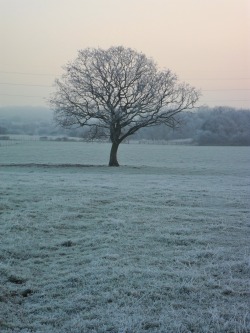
[0,143,249,332]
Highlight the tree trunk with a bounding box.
[109,142,120,166]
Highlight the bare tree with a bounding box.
[50,46,200,166]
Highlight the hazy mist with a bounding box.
[1,0,249,108]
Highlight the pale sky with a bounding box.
[0,0,250,109]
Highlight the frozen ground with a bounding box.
[0,142,250,332]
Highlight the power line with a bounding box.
[187,78,250,81]
[200,99,250,102]
[200,99,250,103]
[0,94,45,98]
[0,83,52,87]
[1,70,250,81]
[0,71,57,77]
[0,93,250,104]
[0,82,250,91]
[203,89,250,92]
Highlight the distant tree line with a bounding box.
[0,106,250,145]
[136,106,250,146]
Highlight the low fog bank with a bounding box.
[1,106,250,145]
[137,106,250,146]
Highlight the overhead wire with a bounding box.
[0,70,249,104]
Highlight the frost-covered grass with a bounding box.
[0,142,250,332]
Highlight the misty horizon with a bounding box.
[1,0,249,109]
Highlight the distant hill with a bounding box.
[0,106,53,121]
[1,105,250,145]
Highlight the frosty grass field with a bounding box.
[0,140,249,333]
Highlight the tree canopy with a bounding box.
[50,46,200,165]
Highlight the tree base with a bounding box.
[108,162,119,167]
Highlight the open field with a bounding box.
[0,142,250,332]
